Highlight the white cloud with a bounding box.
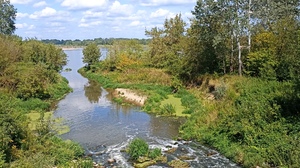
[129,21,142,27]
[16,13,29,18]
[15,23,28,29]
[11,0,32,4]
[61,0,108,10]
[33,1,47,7]
[15,23,35,30]
[183,12,193,19]
[29,7,56,19]
[141,0,196,6]
[29,7,70,21]
[79,21,102,27]
[108,1,134,16]
[82,11,104,19]
[150,8,174,18]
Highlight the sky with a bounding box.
[11,0,197,40]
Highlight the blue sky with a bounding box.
[11,0,196,40]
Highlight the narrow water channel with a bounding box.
[54,49,240,168]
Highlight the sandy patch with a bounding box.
[114,88,147,106]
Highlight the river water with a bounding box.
[54,49,240,168]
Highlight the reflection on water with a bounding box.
[84,80,102,103]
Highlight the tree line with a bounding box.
[145,0,299,82]
[85,0,299,84]
[42,38,150,46]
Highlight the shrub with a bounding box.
[148,148,161,159]
[161,103,176,115]
[128,138,149,160]
[213,82,227,100]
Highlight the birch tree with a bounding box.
[0,0,16,35]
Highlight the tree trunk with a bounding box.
[230,34,234,73]
[248,0,251,53]
[238,41,242,76]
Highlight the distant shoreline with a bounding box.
[61,47,82,50]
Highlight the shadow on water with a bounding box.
[54,49,240,167]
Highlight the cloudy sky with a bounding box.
[11,0,196,40]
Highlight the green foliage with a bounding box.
[22,39,67,72]
[145,14,186,75]
[128,138,149,160]
[15,98,50,113]
[0,0,17,35]
[101,40,145,72]
[161,103,176,115]
[46,76,72,100]
[0,35,81,167]
[128,138,162,161]
[245,50,277,80]
[0,99,28,163]
[82,43,101,69]
[148,148,161,159]
[181,77,300,167]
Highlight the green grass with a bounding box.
[26,112,53,130]
[160,95,189,117]
[26,112,70,135]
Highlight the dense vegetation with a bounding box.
[80,1,300,167]
[0,34,92,167]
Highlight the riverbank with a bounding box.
[78,67,195,117]
[80,63,300,167]
[0,35,91,167]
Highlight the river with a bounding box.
[54,49,240,168]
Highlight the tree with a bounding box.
[22,40,67,72]
[82,43,101,69]
[0,0,17,35]
[145,14,186,75]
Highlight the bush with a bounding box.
[148,148,161,159]
[213,82,227,100]
[128,138,149,160]
[161,103,176,115]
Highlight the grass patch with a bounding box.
[26,112,70,135]
[26,112,53,130]
[160,95,189,117]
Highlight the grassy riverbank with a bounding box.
[79,65,199,117]
[182,75,300,167]
[0,75,93,167]
[81,63,300,167]
[0,36,92,167]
